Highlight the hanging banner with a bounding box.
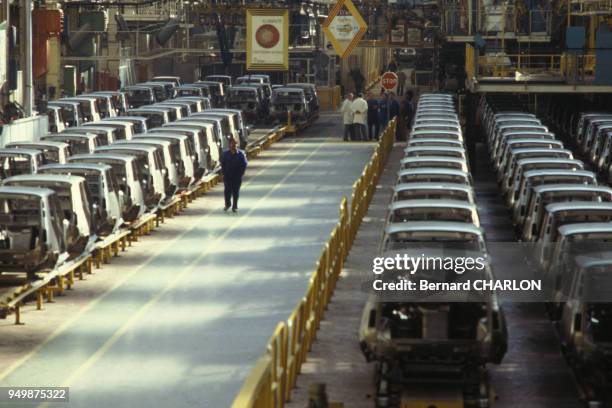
[246,9,288,71]
[322,0,367,59]
[389,23,407,45]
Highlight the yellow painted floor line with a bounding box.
[0,137,303,384]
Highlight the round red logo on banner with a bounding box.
[255,24,280,48]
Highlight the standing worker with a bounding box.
[366,92,380,141]
[389,93,400,121]
[351,93,368,141]
[341,93,354,141]
[379,92,390,129]
[350,68,366,94]
[397,91,414,141]
[397,70,407,96]
[221,138,248,213]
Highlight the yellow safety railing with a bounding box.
[232,118,397,408]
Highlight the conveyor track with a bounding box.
[472,141,583,408]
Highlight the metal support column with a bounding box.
[23,0,33,116]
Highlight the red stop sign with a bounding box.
[381,71,398,90]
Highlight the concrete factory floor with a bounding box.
[0,114,375,408]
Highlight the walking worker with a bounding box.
[221,138,247,213]
[341,93,354,141]
[351,92,368,141]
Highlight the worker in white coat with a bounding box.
[351,93,368,141]
[341,93,354,141]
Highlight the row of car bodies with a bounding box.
[480,96,612,382]
[359,93,507,407]
[48,74,319,130]
[227,78,319,125]
[4,76,252,280]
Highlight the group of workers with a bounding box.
[341,91,412,142]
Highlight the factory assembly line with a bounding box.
[2,0,612,406]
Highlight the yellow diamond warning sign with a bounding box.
[322,0,367,59]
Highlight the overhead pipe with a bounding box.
[61,0,168,7]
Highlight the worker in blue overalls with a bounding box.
[221,138,248,213]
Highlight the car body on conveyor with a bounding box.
[122,85,159,108]
[58,96,104,123]
[496,139,566,184]
[141,81,175,100]
[269,87,312,125]
[160,122,220,170]
[191,111,242,148]
[409,129,463,141]
[91,91,128,115]
[511,169,598,222]
[498,147,574,185]
[521,185,612,242]
[398,168,473,185]
[68,154,145,222]
[38,162,124,235]
[0,148,44,180]
[80,93,117,119]
[117,138,182,197]
[83,120,134,141]
[492,131,557,164]
[404,146,467,160]
[204,75,232,88]
[149,126,214,176]
[47,101,83,133]
[575,112,612,148]
[41,133,99,155]
[209,109,249,148]
[505,158,585,203]
[94,145,166,209]
[195,80,225,107]
[66,125,117,146]
[174,96,211,112]
[406,138,464,148]
[227,85,268,124]
[392,182,475,204]
[359,222,507,405]
[6,141,71,164]
[400,156,469,173]
[175,85,208,99]
[535,202,612,270]
[412,122,462,134]
[179,116,231,151]
[150,76,182,87]
[127,107,173,129]
[387,199,480,226]
[0,186,71,277]
[557,251,612,377]
[133,133,196,188]
[545,223,612,306]
[104,116,148,135]
[2,174,95,257]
